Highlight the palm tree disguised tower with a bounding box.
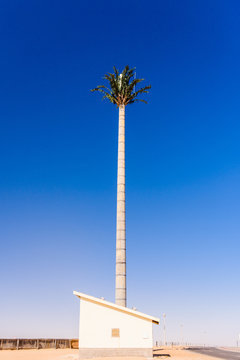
[91,66,151,307]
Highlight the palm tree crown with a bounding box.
[91,65,151,106]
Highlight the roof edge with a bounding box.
[73,290,159,324]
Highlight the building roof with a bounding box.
[73,290,159,324]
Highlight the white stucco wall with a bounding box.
[79,299,153,348]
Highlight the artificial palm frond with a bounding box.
[91,66,151,106]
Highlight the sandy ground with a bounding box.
[0,347,221,360]
[154,347,220,360]
[0,349,79,360]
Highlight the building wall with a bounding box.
[0,339,77,350]
[79,299,153,348]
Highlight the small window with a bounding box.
[111,328,120,337]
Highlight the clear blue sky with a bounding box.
[0,0,240,346]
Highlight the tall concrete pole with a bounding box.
[115,104,126,307]
[163,313,166,346]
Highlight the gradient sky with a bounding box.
[1,0,240,346]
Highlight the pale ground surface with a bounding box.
[153,347,220,360]
[0,349,78,360]
[0,347,222,360]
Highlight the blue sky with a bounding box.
[0,0,240,346]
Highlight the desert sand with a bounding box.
[153,347,220,360]
[0,348,78,360]
[0,347,221,360]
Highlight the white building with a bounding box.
[74,291,159,359]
